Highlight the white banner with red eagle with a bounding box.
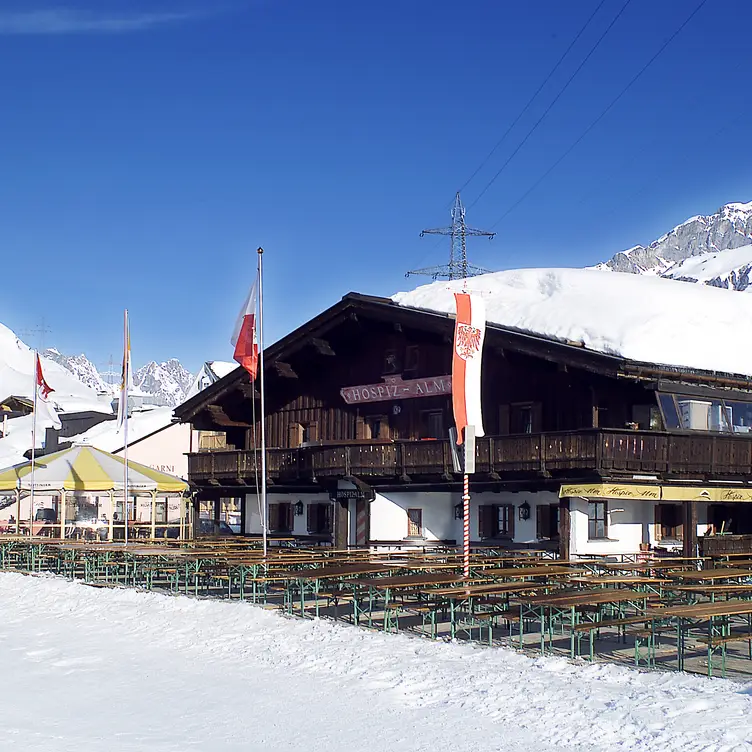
[231,276,260,380]
[452,292,486,444]
[35,353,62,430]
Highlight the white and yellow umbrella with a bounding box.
[0,444,188,494]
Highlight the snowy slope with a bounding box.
[662,244,752,291]
[0,324,107,414]
[393,268,752,377]
[2,573,752,752]
[596,201,752,274]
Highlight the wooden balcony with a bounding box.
[187,428,752,487]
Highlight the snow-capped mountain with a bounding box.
[134,359,195,408]
[596,201,752,278]
[43,349,116,395]
[42,349,196,407]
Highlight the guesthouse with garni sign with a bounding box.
[175,267,752,559]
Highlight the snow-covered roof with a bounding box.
[392,267,752,378]
[208,361,236,379]
[64,406,176,453]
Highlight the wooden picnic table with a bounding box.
[644,598,752,676]
[669,568,752,582]
[570,575,666,587]
[483,565,585,579]
[514,587,651,657]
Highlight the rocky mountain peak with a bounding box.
[596,201,752,276]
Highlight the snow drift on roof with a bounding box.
[392,267,752,377]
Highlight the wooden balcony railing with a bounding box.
[187,428,752,485]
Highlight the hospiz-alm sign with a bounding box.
[340,374,452,405]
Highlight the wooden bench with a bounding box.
[696,630,752,648]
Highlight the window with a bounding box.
[656,394,681,429]
[587,501,608,540]
[404,346,420,373]
[268,502,293,533]
[301,422,318,444]
[510,403,542,434]
[420,410,444,439]
[655,504,682,541]
[407,508,423,537]
[365,415,388,440]
[307,503,332,535]
[654,392,752,433]
[478,504,515,539]
[383,349,402,375]
[536,504,560,540]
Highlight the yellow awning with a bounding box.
[558,483,661,501]
[559,483,752,503]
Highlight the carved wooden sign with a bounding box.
[340,374,452,405]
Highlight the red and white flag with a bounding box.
[35,354,61,430]
[451,292,486,444]
[231,277,259,380]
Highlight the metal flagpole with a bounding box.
[257,248,268,558]
[30,351,37,538]
[123,310,129,546]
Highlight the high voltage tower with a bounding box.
[407,192,495,280]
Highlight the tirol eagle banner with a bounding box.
[451,292,486,444]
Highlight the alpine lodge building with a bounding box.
[175,269,752,560]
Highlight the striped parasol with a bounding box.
[0,445,188,494]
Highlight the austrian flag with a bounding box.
[452,292,486,444]
[35,354,61,430]
[231,277,260,380]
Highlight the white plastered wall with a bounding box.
[567,497,709,557]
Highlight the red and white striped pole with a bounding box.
[463,473,470,578]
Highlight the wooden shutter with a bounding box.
[531,402,543,432]
[307,422,319,442]
[478,505,493,539]
[323,503,333,533]
[506,505,515,538]
[307,503,315,533]
[498,405,510,435]
[536,504,548,539]
[268,503,279,532]
[288,424,302,448]
[282,503,293,532]
[356,416,367,440]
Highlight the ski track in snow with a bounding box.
[0,573,751,751]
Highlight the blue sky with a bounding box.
[1,0,750,373]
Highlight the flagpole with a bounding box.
[30,351,37,538]
[123,310,129,546]
[257,248,268,559]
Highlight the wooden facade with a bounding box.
[177,293,752,551]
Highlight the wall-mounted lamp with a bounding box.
[294,500,304,516]
[518,501,531,521]
[454,503,464,520]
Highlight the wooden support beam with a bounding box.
[205,405,253,428]
[559,498,571,560]
[310,338,336,356]
[274,361,298,379]
[683,501,698,558]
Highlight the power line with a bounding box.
[453,0,610,202]
[488,0,710,230]
[466,0,634,212]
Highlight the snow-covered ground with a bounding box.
[2,573,752,751]
[394,267,752,377]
